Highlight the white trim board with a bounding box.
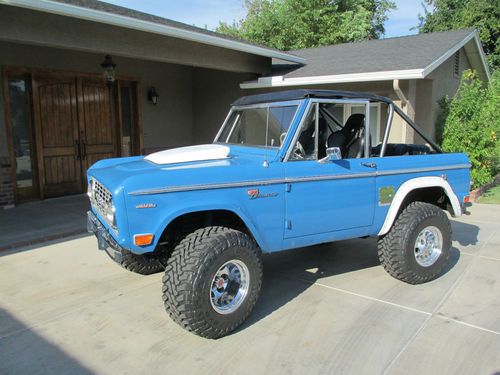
[240,69,425,89]
[0,0,305,64]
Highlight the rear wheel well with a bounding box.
[157,210,252,251]
[397,186,452,217]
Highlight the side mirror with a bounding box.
[320,147,342,163]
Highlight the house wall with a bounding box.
[427,48,472,140]
[414,79,433,141]
[192,68,255,144]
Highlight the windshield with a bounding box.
[216,105,298,148]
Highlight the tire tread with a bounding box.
[378,202,452,284]
[162,226,262,339]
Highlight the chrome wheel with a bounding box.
[414,226,443,267]
[210,259,250,314]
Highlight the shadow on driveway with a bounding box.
[0,307,94,374]
[450,220,480,247]
[238,219,478,334]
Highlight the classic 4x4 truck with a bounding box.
[87,90,470,339]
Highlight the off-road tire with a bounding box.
[120,249,170,275]
[162,226,263,339]
[378,202,452,284]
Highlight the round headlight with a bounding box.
[106,205,117,228]
[87,179,94,198]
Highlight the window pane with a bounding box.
[328,104,344,129]
[9,79,34,189]
[368,106,379,144]
[219,105,297,148]
[290,104,317,160]
[351,105,365,115]
[351,104,379,144]
[120,87,133,156]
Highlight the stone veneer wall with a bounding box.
[0,157,14,209]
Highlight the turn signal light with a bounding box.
[134,234,154,246]
[463,195,470,203]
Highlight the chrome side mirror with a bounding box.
[320,147,342,163]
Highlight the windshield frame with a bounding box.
[213,100,302,150]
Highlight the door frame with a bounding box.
[2,66,142,201]
[115,80,143,156]
[2,69,40,201]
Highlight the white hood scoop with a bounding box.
[145,144,231,165]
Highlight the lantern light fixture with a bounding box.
[100,54,116,87]
[148,87,160,105]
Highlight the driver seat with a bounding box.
[327,114,366,158]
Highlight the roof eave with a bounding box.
[0,0,306,64]
[422,30,490,80]
[240,69,426,89]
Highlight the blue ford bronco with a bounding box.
[87,89,470,338]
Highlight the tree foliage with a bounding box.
[417,0,500,70]
[441,70,500,188]
[216,0,396,50]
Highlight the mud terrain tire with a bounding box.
[378,202,452,284]
[162,226,263,339]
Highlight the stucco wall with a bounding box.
[427,48,472,139]
[192,68,255,144]
[0,41,194,154]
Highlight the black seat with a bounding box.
[317,117,329,159]
[327,114,366,158]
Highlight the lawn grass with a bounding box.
[476,185,500,204]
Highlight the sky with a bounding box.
[106,0,426,39]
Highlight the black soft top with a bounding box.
[232,89,393,106]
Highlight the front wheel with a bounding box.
[378,202,452,284]
[120,249,168,275]
[162,226,263,339]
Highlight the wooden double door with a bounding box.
[32,74,117,198]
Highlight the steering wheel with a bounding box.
[280,132,306,159]
[279,132,287,146]
[292,141,306,159]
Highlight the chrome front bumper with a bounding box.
[87,210,123,263]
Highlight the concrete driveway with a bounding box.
[0,204,499,374]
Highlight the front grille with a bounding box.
[91,178,112,220]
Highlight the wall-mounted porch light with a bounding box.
[100,54,116,87]
[148,87,160,105]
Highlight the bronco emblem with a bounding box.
[247,189,278,200]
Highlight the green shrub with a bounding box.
[435,95,451,145]
[441,70,500,189]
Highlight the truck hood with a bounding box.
[87,144,281,195]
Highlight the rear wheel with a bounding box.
[162,226,263,339]
[378,202,452,284]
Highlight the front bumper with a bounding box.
[87,210,124,263]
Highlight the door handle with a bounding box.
[75,140,81,160]
[361,162,377,168]
[81,140,87,160]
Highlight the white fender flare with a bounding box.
[378,176,462,236]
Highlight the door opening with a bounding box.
[3,68,140,202]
